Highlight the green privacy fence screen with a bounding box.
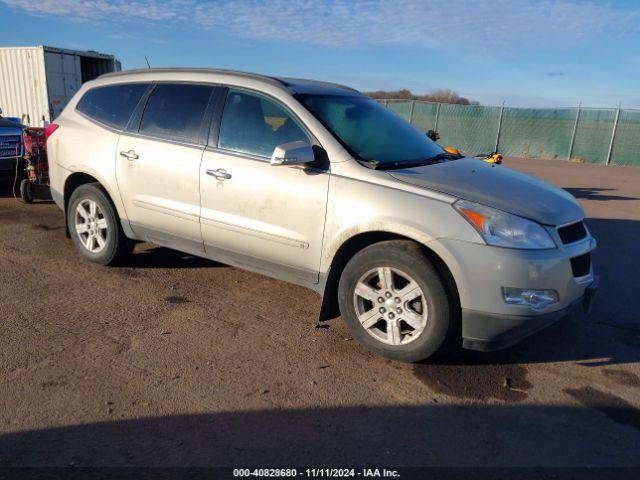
[382,100,640,167]
[610,110,640,167]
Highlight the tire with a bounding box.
[338,240,451,363]
[19,179,33,203]
[67,183,134,265]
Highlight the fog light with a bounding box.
[502,288,559,310]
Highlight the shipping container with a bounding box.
[0,46,121,127]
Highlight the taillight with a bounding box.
[44,123,59,140]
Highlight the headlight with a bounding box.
[454,199,556,249]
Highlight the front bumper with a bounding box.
[462,276,598,351]
[0,156,20,174]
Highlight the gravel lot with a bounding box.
[0,158,639,468]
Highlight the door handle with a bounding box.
[206,168,232,180]
[119,150,139,161]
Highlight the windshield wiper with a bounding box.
[427,152,463,161]
[374,153,459,170]
[359,152,460,170]
[358,159,382,169]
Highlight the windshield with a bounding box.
[296,94,444,166]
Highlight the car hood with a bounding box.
[388,157,583,225]
[0,117,24,132]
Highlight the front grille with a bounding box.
[570,253,591,277]
[558,221,587,244]
[0,135,22,159]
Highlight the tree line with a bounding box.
[366,88,479,105]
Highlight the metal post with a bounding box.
[434,103,441,131]
[567,101,581,160]
[606,104,621,166]
[495,102,505,152]
[408,100,416,125]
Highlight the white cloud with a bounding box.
[3,0,638,51]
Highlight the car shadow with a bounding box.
[584,218,639,328]
[0,405,638,469]
[0,181,53,203]
[564,187,640,202]
[122,246,225,269]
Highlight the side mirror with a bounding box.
[270,140,315,166]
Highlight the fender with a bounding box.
[62,166,136,240]
[317,224,463,322]
[64,165,128,222]
[320,221,436,274]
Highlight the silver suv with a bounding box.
[48,68,597,362]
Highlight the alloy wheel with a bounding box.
[353,266,428,346]
[74,199,108,253]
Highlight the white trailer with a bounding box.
[0,46,121,127]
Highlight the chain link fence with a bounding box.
[383,99,640,167]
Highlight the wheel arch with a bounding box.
[63,172,133,239]
[318,231,461,330]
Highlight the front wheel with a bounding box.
[67,183,134,265]
[338,240,451,363]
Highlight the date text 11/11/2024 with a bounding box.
[232,468,401,478]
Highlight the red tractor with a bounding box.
[19,127,50,202]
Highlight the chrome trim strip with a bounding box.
[120,130,205,149]
[555,218,584,229]
[204,145,270,163]
[574,266,594,287]
[561,235,594,249]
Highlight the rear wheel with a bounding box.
[67,183,134,265]
[338,240,451,363]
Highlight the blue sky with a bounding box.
[2,0,639,108]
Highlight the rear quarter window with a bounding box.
[76,83,150,130]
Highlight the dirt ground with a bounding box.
[0,157,639,468]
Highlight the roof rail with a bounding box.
[99,67,287,88]
[277,77,360,94]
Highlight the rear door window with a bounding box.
[218,89,310,158]
[139,83,213,144]
[77,83,150,129]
